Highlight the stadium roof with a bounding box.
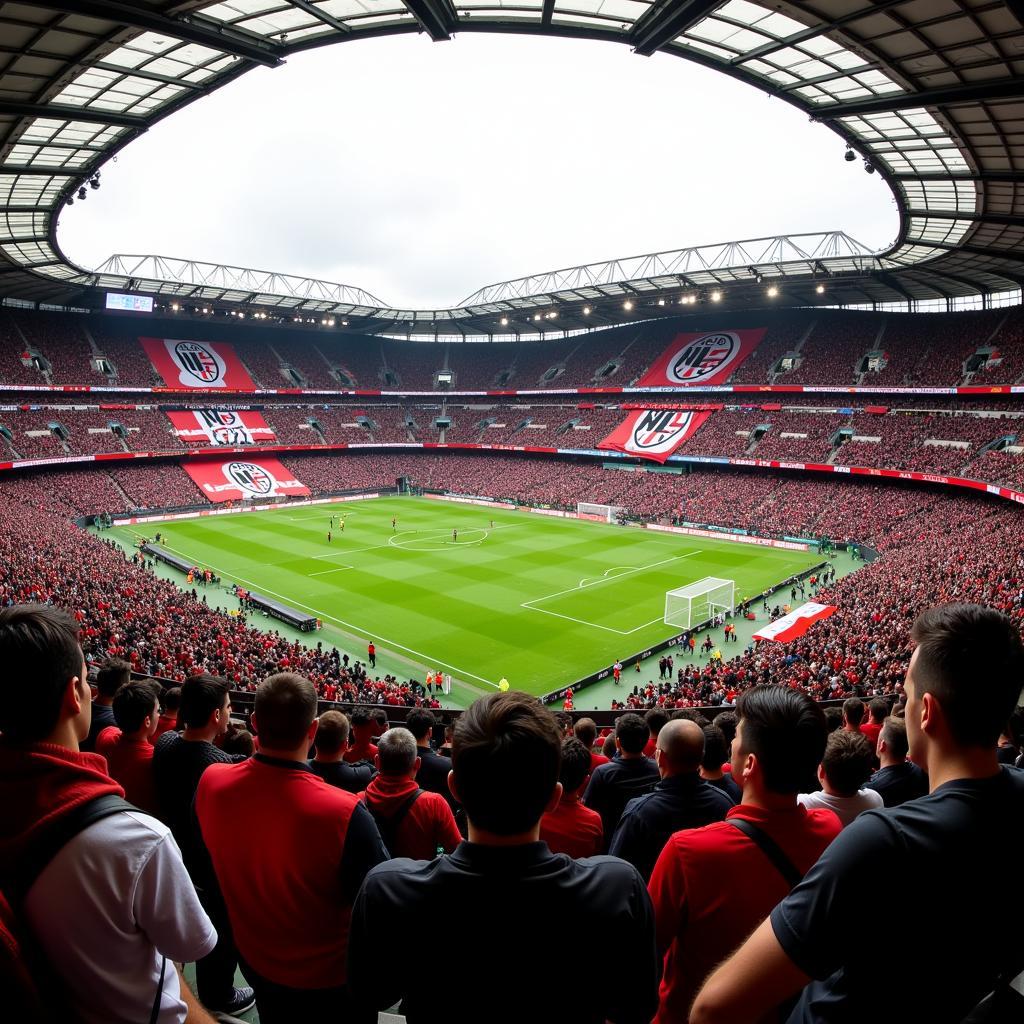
[0,0,1022,336]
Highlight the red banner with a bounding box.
[753,603,836,643]
[639,329,766,387]
[183,458,310,502]
[597,409,710,463]
[167,409,276,446]
[141,338,255,390]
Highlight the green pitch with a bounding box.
[110,496,823,704]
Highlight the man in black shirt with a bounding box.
[583,712,659,846]
[691,603,1024,1024]
[307,710,376,793]
[349,691,658,1024]
[864,716,928,807]
[406,708,456,808]
[609,719,732,880]
[81,657,129,751]
[152,673,253,1018]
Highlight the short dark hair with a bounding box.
[452,692,561,835]
[714,711,737,745]
[868,697,889,724]
[824,706,844,733]
[910,604,1024,749]
[315,710,350,754]
[405,708,435,741]
[162,686,181,712]
[615,713,649,755]
[842,697,865,727]
[573,717,598,749]
[178,674,230,729]
[0,604,82,742]
[559,737,592,794]
[222,724,254,757]
[371,709,388,732]
[736,685,827,795]
[112,680,160,733]
[645,708,669,735]
[254,673,318,750]
[377,727,418,774]
[880,716,909,760]
[821,730,874,796]
[701,723,728,771]
[95,657,131,699]
[350,708,373,730]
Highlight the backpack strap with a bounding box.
[362,789,423,852]
[727,817,804,889]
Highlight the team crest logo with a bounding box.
[199,409,251,445]
[173,342,224,384]
[667,333,739,384]
[630,410,693,453]
[225,461,274,496]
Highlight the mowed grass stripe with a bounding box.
[121,497,824,694]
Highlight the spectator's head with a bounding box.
[558,737,592,798]
[350,708,375,741]
[573,717,598,750]
[701,723,729,775]
[314,710,350,757]
[222,723,254,757]
[111,679,161,739]
[161,686,181,716]
[371,709,388,736]
[824,706,844,733]
[451,692,562,838]
[614,713,649,756]
[95,658,131,702]
[819,730,874,797]
[252,673,318,755]
[645,708,670,739]
[868,697,889,725]
[734,685,827,796]
[178,673,231,737]
[376,727,419,778]
[405,708,435,744]
[907,604,1024,759]
[842,697,865,729]
[714,711,737,746]
[655,719,705,778]
[878,716,909,764]
[601,732,617,759]
[0,604,88,744]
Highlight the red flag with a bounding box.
[753,603,837,643]
[597,409,710,463]
[183,458,310,502]
[167,409,276,446]
[141,338,255,389]
[639,329,766,386]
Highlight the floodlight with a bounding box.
[582,306,591,315]
[623,300,633,311]
[500,317,508,326]
[767,285,779,297]
[533,313,541,321]
[844,148,856,162]
[864,160,875,174]
[816,283,825,294]
[710,290,722,302]
[77,186,87,200]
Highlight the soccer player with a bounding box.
[452,529,457,543]
[327,531,331,544]
[340,519,345,533]
[392,516,397,531]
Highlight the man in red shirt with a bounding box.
[541,737,603,858]
[860,697,887,749]
[151,684,180,741]
[195,673,388,1024]
[360,727,460,860]
[343,708,379,764]
[647,685,841,1023]
[573,717,609,774]
[95,678,161,814]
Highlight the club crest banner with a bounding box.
[141,338,255,389]
[597,408,710,463]
[638,329,766,387]
[167,409,276,446]
[183,458,310,502]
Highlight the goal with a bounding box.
[576,502,625,523]
[664,577,736,631]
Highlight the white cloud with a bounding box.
[58,33,897,308]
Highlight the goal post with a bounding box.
[664,577,736,631]
[576,501,625,523]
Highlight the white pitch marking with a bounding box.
[309,565,354,577]
[525,606,665,635]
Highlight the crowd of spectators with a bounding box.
[781,319,879,386]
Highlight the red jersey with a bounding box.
[861,721,882,748]
[540,795,603,859]
[344,739,379,764]
[360,775,460,861]
[94,727,158,815]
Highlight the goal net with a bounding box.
[664,577,736,631]
[577,502,625,523]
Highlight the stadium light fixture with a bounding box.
[77,186,87,201]
[500,317,509,326]
[548,311,557,319]
[657,298,665,306]
[342,320,348,326]
[864,160,875,174]
[816,283,826,294]
[582,306,591,315]
[767,285,779,297]
[710,290,722,302]
[202,307,209,314]
[844,147,856,163]
[623,300,634,311]
[171,302,179,312]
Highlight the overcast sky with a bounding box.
[59,33,898,310]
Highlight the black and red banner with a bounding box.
[183,458,310,502]
[167,409,276,446]
[141,338,255,390]
[639,329,766,387]
[597,409,710,463]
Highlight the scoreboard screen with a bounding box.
[105,292,153,313]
